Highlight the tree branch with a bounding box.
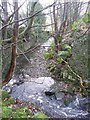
[0,1,56,31]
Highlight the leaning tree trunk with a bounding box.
[2,0,18,86]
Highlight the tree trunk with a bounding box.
[24,2,37,41]
[63,1,68,21]
[0,9,2,40]
[73,1,80,22]
[2,0,18,86]
[53,3,58,62]
[1,0,8,40]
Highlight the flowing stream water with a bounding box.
[3,37,90,119]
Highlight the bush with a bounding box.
[44,33,89,96]
[44,41,55,60]
[83,13,90,23]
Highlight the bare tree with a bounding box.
[52,0,69,62]
[2,0,18,86]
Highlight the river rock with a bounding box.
[68,95,90,111]
[55,92,65,101]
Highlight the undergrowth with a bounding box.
[44,29,89,96]
[2,90,48,119]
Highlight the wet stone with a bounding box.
[55,92,65,101]
[68,95,90,111]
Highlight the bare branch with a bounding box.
[16,46,31,63]
[0,1,56,31]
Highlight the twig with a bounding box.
[16,46,31,63]
[35,52,45,60]
[61,58,84,87]
[76,27,90,39]
[18,43,41,55]
[0,1,56,31]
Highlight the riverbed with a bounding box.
[3,37,90,119]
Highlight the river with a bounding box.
[3,37,90,119]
